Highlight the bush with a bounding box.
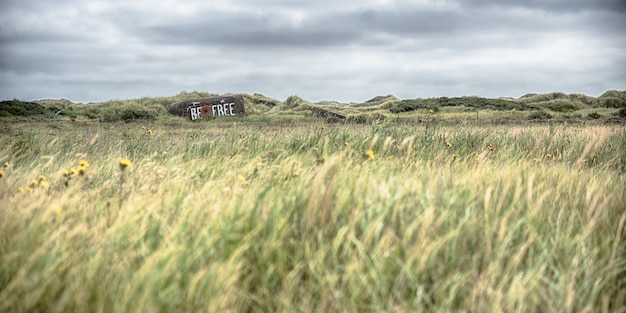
[347,113,387,124]
[390,99,428,113]
[587,112,602,119]
[0,100,55,117]
[540,99,587,112]
[617,108,626,118]
[121,108,157,122]
[598,97,626,108]
[528,111,553,120]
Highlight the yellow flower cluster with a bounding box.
[365,150,376,160]
[59,159,92,187]
[63,159,90,180]
[18,175,48,193]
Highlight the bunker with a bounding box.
[168,95,245,120]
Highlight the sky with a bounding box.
[1,0,625,103]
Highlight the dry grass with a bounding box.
[1,120,625,312]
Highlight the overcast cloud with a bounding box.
[1,0,625,103]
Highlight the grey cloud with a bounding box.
[1,0,624,103]
[123,3,621,52]
[455,0,626,13]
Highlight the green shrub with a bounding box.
[598,97,626,108]
[389,99,428,113]
[539,99,587,112]
[121,108,158,122]
[528,111,553,120]
[0,100,55,117]
[347,113,387,124]
[587,112,602,119]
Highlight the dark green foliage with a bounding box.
[618,108,626,118]
[389,99,429,113]
[100,106,160,122]
[437,96,537,110]
[537,99,588,112]
[587,112,602,119]
[0,100,58,117]
[390,96,538,113]
[347,113,387,124]
[528,111,553,120]
[598,97,626,108]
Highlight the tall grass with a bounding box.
[1,120,625,312]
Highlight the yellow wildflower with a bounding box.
[62,169,70,177]
[40,181,49,189]
[39,175,46,182]
[3,162,9,169]
[52,207,62,216]
[19,187,25,193]
[237,174,247,182]
[292,171,300,177]
[148,129,153,135]
[27,187,33,193]
[0,170,4,178]
[366,150,376,160]
[30,179,39,187]
[533,157,540,163]
[428,109,434,114]
[446,141,452,147]
[79,160,90,168]
[119,158,133,170]
[487,144,493,151]
[344,142,349,148]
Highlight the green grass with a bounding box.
[1,120,625,312]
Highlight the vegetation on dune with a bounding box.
[0,119,625,312]
[2,90,625,124]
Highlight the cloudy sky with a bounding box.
[1,0,625,103]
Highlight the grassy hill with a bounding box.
[1,90,625,124]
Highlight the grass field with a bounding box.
[1,118,625,312]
